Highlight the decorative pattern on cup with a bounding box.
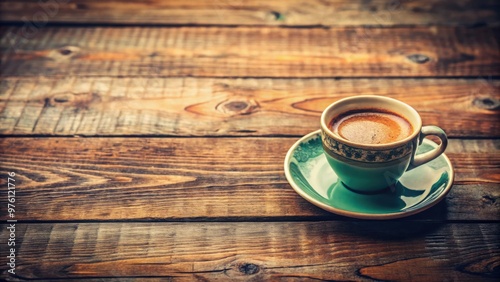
[293,134,323,163]
[321,131,413,163]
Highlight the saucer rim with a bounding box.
[284,130,455,220]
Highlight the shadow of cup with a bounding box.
[335,201,449,241]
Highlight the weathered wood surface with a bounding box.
[1,0,499,27]
[0,222,498,280]
[0,77,498,137]
[1,26,499,77]
[0,137,498,221]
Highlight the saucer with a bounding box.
[284,130,454,220]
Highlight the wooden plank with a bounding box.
[0,0,499,27]
[0,77,498,137]
[0,222,498,280]
[0,137,498,221]
[1,26,499,77]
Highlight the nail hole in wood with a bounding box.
[270,11,284,21]
[239,263,260,275]
[54,97,69,103]
[407,54,430,64]
[51,93,74,105]
[59,48,72,56]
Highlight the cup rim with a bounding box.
[320,95,422,149]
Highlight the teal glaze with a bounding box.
[324,149,411,192]
[284,130,454,220]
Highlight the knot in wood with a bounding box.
[238,263,260,275]
[407,54,430,64]
[216,99,259,116]
[473,97,500,110]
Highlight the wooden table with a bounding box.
[0,1,499,280]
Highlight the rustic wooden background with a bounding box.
[0,0,499,281]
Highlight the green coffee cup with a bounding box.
[320,95,447,193]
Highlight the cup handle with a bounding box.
[411,126,448,168]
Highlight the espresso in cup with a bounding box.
[320,95,448,193]
[329,109,413,145]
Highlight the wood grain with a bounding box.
[0,3,497,281]
[0,222,498,280]
[0,137,498,221]
[1,26,499,77]
[0,0,498,27]
[0,77,498,137]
